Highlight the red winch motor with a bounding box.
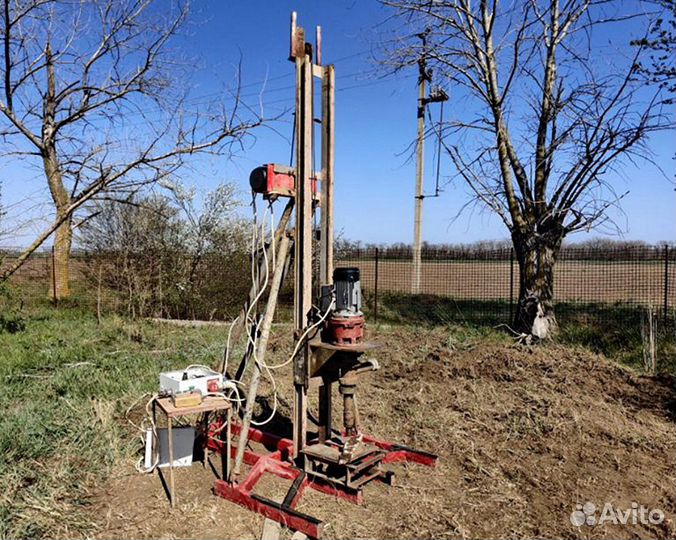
[326,267,365,345]
[249,163,318,200]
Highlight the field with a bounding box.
[1,306,674,539]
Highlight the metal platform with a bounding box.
[301,440,389,489]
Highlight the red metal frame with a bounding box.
[207,422,437,538]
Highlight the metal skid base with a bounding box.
[208,423,437,539]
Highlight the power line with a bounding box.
[72,67,409,131]
[154,50,370,110]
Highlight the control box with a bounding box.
[159,366,223,395]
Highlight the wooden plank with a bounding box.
[292,53,313,461]
[156,396,231,418]
[261,519,282,540]
[300,56,313,327]
[319,64,335,285]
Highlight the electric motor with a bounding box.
[326,267,365,345]
[333,267,362,316]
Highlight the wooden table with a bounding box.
[152,396,232,507]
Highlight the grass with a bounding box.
[0,305,232,539]
[365,292,676,374]
[0,295,673,538]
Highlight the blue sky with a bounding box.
[2,0,674,247]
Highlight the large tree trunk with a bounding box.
[52,218,72,299]
[512,231,562,339]
[43,143,72,300]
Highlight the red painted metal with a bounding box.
[255,164,318,199]
[361,434,439,467]
[214,472,323,538]
[325,314,365,344]
[208,421,436,537]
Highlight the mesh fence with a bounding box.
[339,245,675,326]
[1,244,674,327]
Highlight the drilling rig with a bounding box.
[208,13,438,538]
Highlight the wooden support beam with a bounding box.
[319,64,335,286]
[292,53,314,462]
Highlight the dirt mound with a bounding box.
[90,326,675,539]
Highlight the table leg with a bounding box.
[167,418,175,508]
[203,412,209,469]
[152,399,157,460]
[225,409,231,482]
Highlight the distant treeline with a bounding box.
[2,238,673,262]
[336,239,674,262]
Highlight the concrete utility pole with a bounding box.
[412,33,431,295]
[411,31,448,295]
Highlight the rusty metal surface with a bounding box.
[308,338,381,353]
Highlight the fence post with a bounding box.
[374,247,379,324]
[509,248,515,323]
[51,245,58,307]
[664,245,669,325]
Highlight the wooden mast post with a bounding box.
[318,56,335,445]
[291,13,313,462]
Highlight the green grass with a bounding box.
[0,306,232,539]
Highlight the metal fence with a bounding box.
[2,244,674,327]
[338,245,675,325]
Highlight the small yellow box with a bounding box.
[172,391,203,408]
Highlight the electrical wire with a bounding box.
[126,392,159,474]
[263,297,335,371]
[238,194,280,427]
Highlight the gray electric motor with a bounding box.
[333,267,362,317]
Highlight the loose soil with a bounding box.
[89,326,675,539]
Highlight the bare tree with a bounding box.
[81,193,181,318]
[0,181,5,243]
[0,0,267,298]
[632,0,676,103]
[381,0,671,337]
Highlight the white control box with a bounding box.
[159,366,223,395]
